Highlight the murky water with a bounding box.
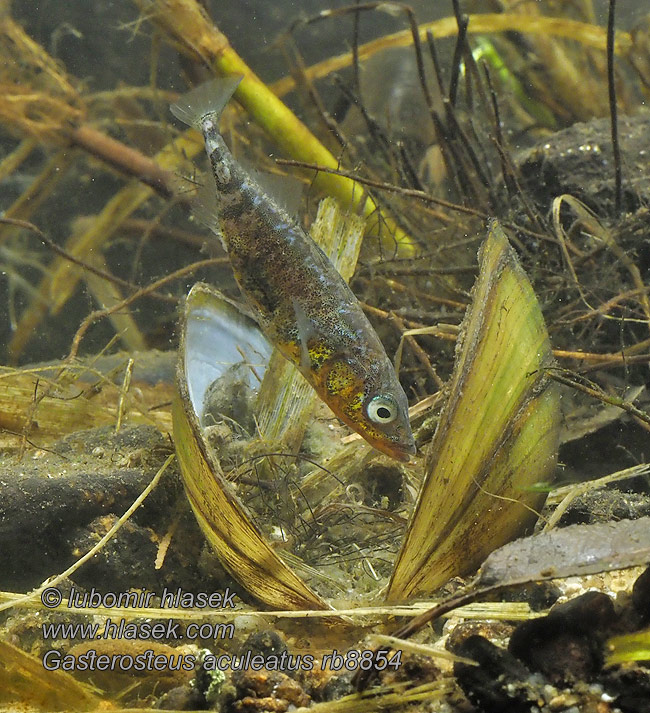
[0,1,649,709]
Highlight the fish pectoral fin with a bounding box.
[189,181,228,251]
[291,299,317,371]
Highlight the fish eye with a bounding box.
[367,395,398,424]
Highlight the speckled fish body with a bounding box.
[171,78,415,461]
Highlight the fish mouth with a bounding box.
[374,438,417,463]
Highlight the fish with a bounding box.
[170,77,415,462]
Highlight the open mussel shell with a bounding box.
[172,283,327,610]
[388,222,561,600]
[182,282,271,421]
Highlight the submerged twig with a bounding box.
[448,0,468,107]
[0,217,173,302]
[68,124,180,198]
[65,257,227,363]
[607,0,622,216]
[548,368,650,427]
[276,159,555,245]
[426,29,446,97]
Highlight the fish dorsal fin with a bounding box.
[170,75,243,129]
[240,159,304,218]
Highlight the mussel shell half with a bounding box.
[183,283,272,423]
[173,282,327,610]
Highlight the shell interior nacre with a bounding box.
[183,283,272,424]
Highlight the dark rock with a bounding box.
[499,582,562,611]
[155,684,206,710]
[0,424,234,594]
[446,620,515,652]
[232,669,310,712]
[67,516,161,592]
[515,112,650,218]
[602,666,650,713]
[633,566,650,621]
[321,671,356,701]
[508,591,615,684]
[452,635,536,713]
[238,630,288,660]
[0,459,177,589]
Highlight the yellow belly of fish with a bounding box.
[279,337,389,448]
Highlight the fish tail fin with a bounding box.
[170,75,243,128]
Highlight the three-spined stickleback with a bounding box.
[171,77,415,462]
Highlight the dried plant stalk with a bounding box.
[0,640,101,710]
[0,17,84,140]
[0,137,37,182]
[8,127,203,358]
[0,366,173,447]
[272,12,632,96]
[134,0,418,257]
